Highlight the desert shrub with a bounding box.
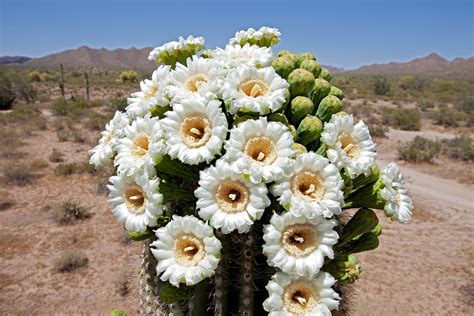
[369,125,389,138]
[382,108,421,131]
[51,98,69,116]
[442,135,474,161]
[0,71,16,110]
[119,70,139,83]
[54,251,89,272]
[398,75,429,91]
[116,272,130,296]
[53,199,91,224]
[28,71,44,82]
[2,162,36,185]
[56,130,70,142]
[11,75,36,103]
[456,97,474,115]
[429,107,466,127]
[398,136,441,163]
[0,195,14,211]
[48,148,64,162]
[86,112,110,131]
[371,76,390,95]
[51,97,95,118]
[54,163,78,175]
[70,129,87,143]
[52,117,74,131]
[417,99,435,112]
[30,159,49,170]
[110,97,128,112]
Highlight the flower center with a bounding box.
[215,180,249,213]
[185,74,209,92]
[244,136,277,165]
[180,116,212,148]
[124,185,146,214]
[145,84,159,99]
[240,79,269,98]
[282,224,318,257]
[283,280,318,315]
[292,171,325,201]
[338,132,360,159]
[132,133,150,157]
[174,234,205,266]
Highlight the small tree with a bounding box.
[371,76,390,95]
[119,70,139,83]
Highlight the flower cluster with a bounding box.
[91,26,414,315]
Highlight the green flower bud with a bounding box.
[316,95,343,122]
[277,50,293,57]
[338,208,379,247]
[109,309,127,316]
[288,124,297,138]
[288,96,314,125]
[319,67,332,82]
[309,78,331,108]
[295,115,323,146]
[158,281,191,304]
[288,69,315,98]
[329,86,345,100]
[300,59,322,78]
[343,180,386,210]
[335,111,349,117]
[127,229,154,241]
[272,57,296,79]
[322,254,362,284]
[150,104,171,119]
[268,113,289,125]
[299,52,317,61]
[291,143,308,155]
[343,232,379,254]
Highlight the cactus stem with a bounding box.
[212,231,230,316]
[239,231,256,316]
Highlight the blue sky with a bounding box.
[0,0,472,69]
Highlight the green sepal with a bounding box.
[267,113,289,125]
[322,254,362,284]
[339,232,379,254]
[158,281,191,304]
[343,181,385,210]
[127,227,155,241]
[352,164,380,189]
[337,208,379,247]
[342,172,353,198]
[150,104,171,118]
[315,143,327,156]
[291,143,308,155]
[160,180,197,204]
[233,114,258,126]
[155,156,199,180]
[316,95,343,122]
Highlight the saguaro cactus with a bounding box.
[91,26,414,315]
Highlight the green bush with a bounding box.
[119,70,139,83]
[398,75,429,91]
[456,97,474,115]
[51,97,95,118]
[0,72,16,110]
[382,108,421,131]
[54,163,78,175]
[368,125,389,138]
[111,98,128,111]
[398,136,441,163]
[417,99,435,112]
[2,162,36,185]
[442,135,474,161]
[371,76,390,95]
[28,71,44,82]
[429,107,466,127]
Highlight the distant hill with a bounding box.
[0,56,31,65]
[350,53,474,78]
[24,46,155,70]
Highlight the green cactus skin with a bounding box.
[291,143,308,155]
[288,96,314,125]
[329,86,345,100]
[337,208,379,247]
[300,59,322,78]
[295,115,323,146]
[342,181,386,210]
[319,67,332,82]
[309,78,331,109]
[315,95,343,122]
[339,232,379,254]
[288,69,315,98]
[271,57,296,79]
[189,279,212,316]
[352,164,380,189]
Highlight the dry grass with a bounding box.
[54,251,89,273]
[53,199,91,224]
[48,148,64,162]
[1,162,36,186]
[0,193,14,211]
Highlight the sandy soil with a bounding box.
[0,105,473,315]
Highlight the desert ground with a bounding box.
[0,76,473,315]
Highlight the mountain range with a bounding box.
[2,46,473,78]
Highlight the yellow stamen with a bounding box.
[294,295,307,305]
[228,193,237,201]
[190,127,202,136]
[256,152,265,161]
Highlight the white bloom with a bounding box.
[321,114,376,178]
[212,43,273,68]
[89,111,129,167]
[114,115,166,176]
[229,26,281,46]
[150,215,222,287]
[223,65,288,115]
[263,212,338,277]
[107,170,163,232]
[126,66,171,119]
[161,97,228,165]
[379,162,413,223]
[195,159,270,234]
[169,56,225,101]
[271,152,344,219]
[148,35,205,62]
[263,271,340,315]
[224,117,295,184]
